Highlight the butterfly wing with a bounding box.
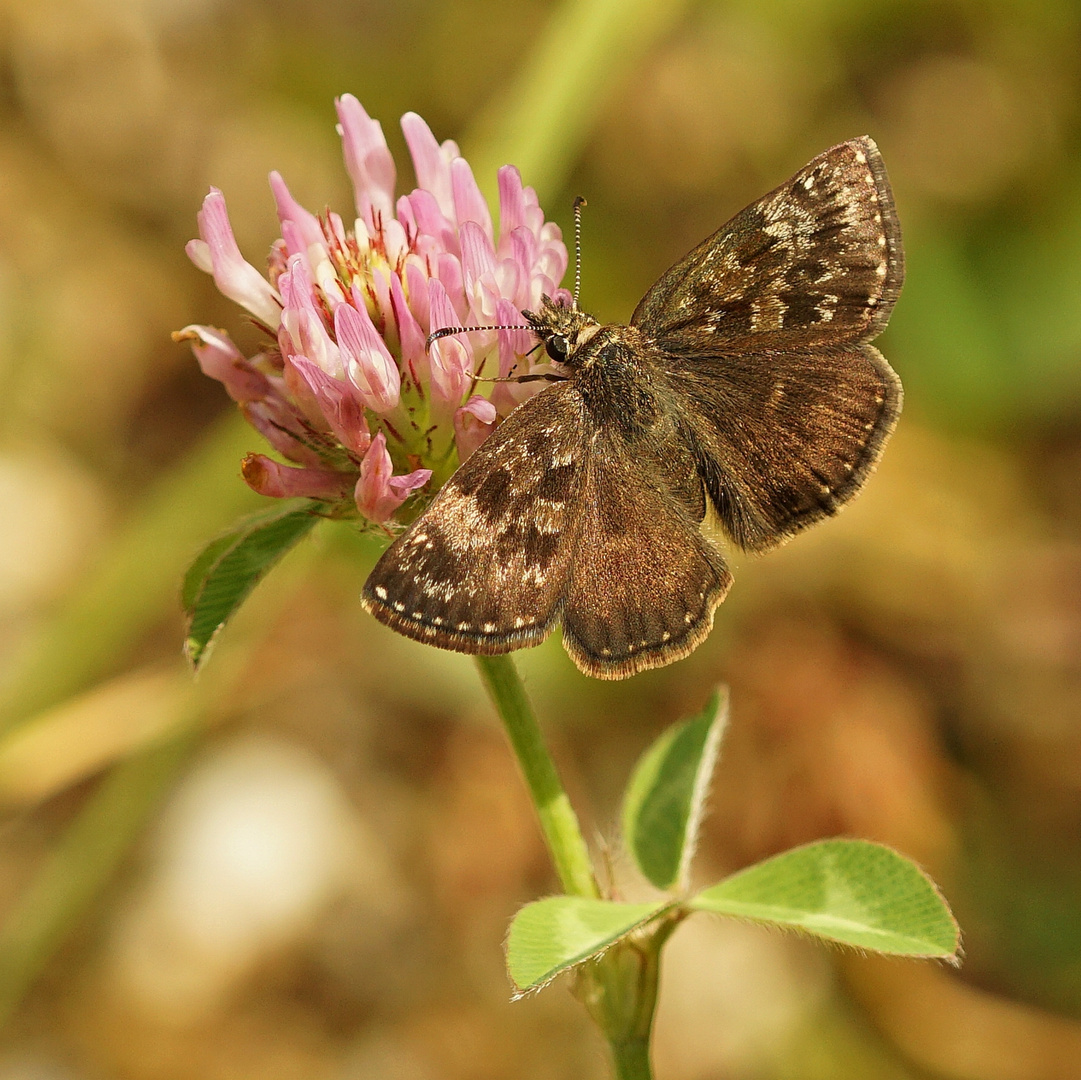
[665,343,900,552]
[631,137,903,351]
[560,416,733,679]
[362,381,589,654]
[631,137,903,552]
[364,371,732,678]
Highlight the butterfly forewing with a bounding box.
[362,382,587,652]
[632,138,902,353]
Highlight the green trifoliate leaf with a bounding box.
[621,688,727,890]
[182,502,321,669]
[506,897,671,993]
[690,839,959,958]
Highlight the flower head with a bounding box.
[177,95,570,529]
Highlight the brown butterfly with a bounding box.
[362,137,903,678]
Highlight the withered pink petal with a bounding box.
[242,454,354,500]
[454,394,498,461]
[268,239,289,286]
[193,188,281,327]
[335,302,401,413]
[451,157,492,238]
[388,468,432,499]
[336,94,396,225]
[242,401,323,468]
[289,354,371,457]
[355,432,431,524]
[173,324,271,404]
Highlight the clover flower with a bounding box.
[176,96,570,527]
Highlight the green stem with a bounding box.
[577,926,674,1080]
[611,1040,652,1080]
[474,655,598,899]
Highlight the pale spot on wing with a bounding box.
[750,293,787,332]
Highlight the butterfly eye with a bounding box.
[546,334,570,363]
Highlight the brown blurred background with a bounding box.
[1,0,1080,1077]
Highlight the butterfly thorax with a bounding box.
[525,296,666,439]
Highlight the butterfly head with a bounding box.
[523,295,600,369]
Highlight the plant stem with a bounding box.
[474,655,598,899]
[611,1040,652,1080]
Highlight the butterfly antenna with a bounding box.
[573,196,586,309]
[426,323,531,351]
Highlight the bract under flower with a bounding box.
[180,97,570,529]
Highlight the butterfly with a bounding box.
[362,137,903,679]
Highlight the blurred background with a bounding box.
[1,0,1080,1077]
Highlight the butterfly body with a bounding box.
[363,137,903,678]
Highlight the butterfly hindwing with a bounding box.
[666,342,902,552]
[631,137,902,353]
[560,416,733,679]
[362,382,588,653]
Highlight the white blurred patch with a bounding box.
[108,736,365,1024]
[652,915,831,1078]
